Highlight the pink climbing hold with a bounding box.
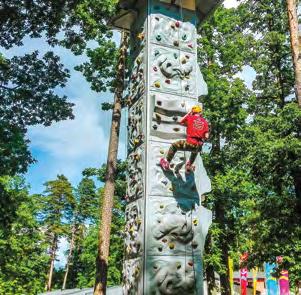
[175,21,180,28]
[153,66,158,72]
[160,158,170,171]
[165,79,171,84]
[188,44,193,48]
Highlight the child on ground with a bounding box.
[160,105,209,172]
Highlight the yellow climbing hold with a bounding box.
[169,243,175,249]
[137,57,142,64]
[160,149,165,155]
[134,138,140,145]
[137,32,145,40]
[193,219,198,226]
[154,81,161,88]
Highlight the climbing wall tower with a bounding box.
[111,0,221,294]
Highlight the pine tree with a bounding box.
[39,175,75,291]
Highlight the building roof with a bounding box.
[110,0,222,30]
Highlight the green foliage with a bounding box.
[0,176,48,294]
[200,0,301,290]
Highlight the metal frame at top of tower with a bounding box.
[109,0,223,31]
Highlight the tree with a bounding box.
[0,0,118,176]
[62,177,98,289]
[198,5,253,294]
[211,0,301,288]
[286,0,301,106]
[38,175,75,291]
[92,32,128,295]
[0,176,48,294]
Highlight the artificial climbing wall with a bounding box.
[123,1,212,294]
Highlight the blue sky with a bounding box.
[3,32,127,194]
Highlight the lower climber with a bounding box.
[160,105,209,172]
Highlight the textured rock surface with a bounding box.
[123,1,214,294]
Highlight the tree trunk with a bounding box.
[46,235,58,291]
[286,0,301,106]
[93,31,129,295]
[62,225,76,290]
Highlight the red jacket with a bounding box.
[180,113,209,145]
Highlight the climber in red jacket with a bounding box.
[160,105,209,172]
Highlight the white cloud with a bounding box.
[223,0,239,8]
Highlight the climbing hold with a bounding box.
[137,57,142,65]
[192,241,198,249]
[174,53,178,59]
[156,35,162,41]
[173,127,180,132]
[193,219,198,226]
[160,204,164,209]
[155,16,160,20]
[161,180,168,186]
[154,50,160,56]
[153,124,158,130]
[186,54,190,59]
[171,23,175,29]
[134,138,140,145]
[159,149,165,154]
[169,187,173,192]
[134,154,141,161]
[175,21,180,28]
[165,79,171,84]
[181,57,187,64]
[137,32,145,41]
[182,34,187,40]
[185,85,190,91]
[170,163,175,168]
[181,102,185,107]
[154,81,161,88]
[173,40,179,47]
[176,262,181,269]
[188,43,193,48]
[172,116,178,121]
[168,243,175,250]
[162,238,167,243]
[158,247,163,252]
[157,101,162,106]
[153,66,158,72]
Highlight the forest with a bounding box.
[0,0,300,294]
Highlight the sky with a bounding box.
[3,0,249,267]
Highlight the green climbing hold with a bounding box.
[156,35,162,41]
[182,34,187,40]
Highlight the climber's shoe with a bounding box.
[160,158,170,171]
[185,161,195,173]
